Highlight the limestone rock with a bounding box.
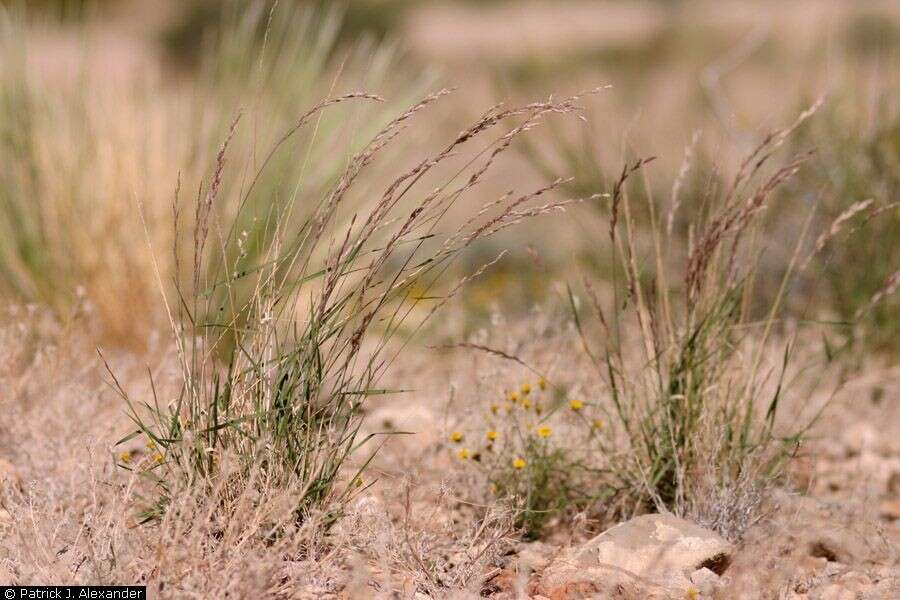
[541,513,732,594]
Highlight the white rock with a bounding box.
[542,513,732,591]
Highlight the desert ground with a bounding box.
[1,1,898,598]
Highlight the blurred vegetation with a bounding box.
[789,90,900,356]
[501,2,900,357]
[518,102,900,356]
[0,1,425,345]
[165,0,438,68]
[0,0,128,21]
[844,10,900,57]
[3,0,898,357]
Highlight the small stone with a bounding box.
[690,567,720,594]
[878,499,900,521]
[888,471,900,496]
[822,562,846,577]
[835,571,870,592]
[515,541,556,572]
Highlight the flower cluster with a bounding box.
[449,377,607,537]
[116,437,166,470]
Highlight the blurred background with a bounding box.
[1,0,897,352]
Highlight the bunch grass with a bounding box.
[105,86,598,528]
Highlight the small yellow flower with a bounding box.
[486,430,498,441]
[537,425,552,439]
[512,457,527,470]
[354,476,364,488]
[521,398,532,409]
[592,418,605,430]
[450,431,464,443]
[458,448,470,460]
[538,377,547,391]
[685,587,699,600]
[569,399,584,411]
[146,439,156,450]
[153,453,164,464]
[507,391,520,403]
[118,451,131,464]
[490,403,500,415]
[535,404,544,415]
[521,383,532,395]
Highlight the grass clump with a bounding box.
[568,107,831,539]
[106,87,595,529]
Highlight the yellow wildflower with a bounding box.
[490,403,500,415]
[521,383,532,395]
[153,453,164,465]
[521,398,532,409]
[512,457,526,470]
[450,431,464,443]
[146,439,156,450]
[354,477,364,488]
[569,399,584,411]
[537,425,552,439]
[592,418,605,430]
[535,404,544,415]
[538,377,547,391]
[685,587,699,600]
[458,448,470,460]
[486,430,498,441]
[507,391,520,403]
[118,451,131,464]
